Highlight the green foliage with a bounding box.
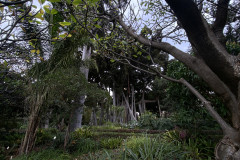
[0,131,23,159]
[170,109,219,130]
[72,127,95,139]
[138,112,174,130]
[226,41,240,56]
[36,128,63,146]
[0,132,23,147]
[90,122,122,130]
[0,64,25,131]
[36,129,53,145]
[13,149,71,160]
[124,135,183,160]
[100,137,123,149]
[166,60,226,130]
[124,136,151,154]
[68,138,99,154]
[182,138,214,160]
[161,130,216,159]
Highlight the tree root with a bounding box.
[215,136,240,160]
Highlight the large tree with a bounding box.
[113,0,240,159]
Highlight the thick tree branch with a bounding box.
[125,58,236,137]
[212,0,230,44]
[165,0,239,96]
[117,16,240,128]
[0,0,29,7]
[0,5,31,47]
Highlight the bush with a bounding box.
[68,138,99,154]
[100,137,123,149]
[91,122,122,130]
[0,131,23,159]
[122,135,184,159]
[13,149,71,160]
[162,130,215,159]
[72,127,95,139]
[182,137,215,159]
[124,136,150,154]
[138,112,174,130]
[36,128,61,146]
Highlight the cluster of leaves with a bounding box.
[138,112,174,130]
[100,137,123,149]
[0,64,25,131]
[166,60,229,128]
[14,149,72,160]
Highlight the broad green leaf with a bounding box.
[31,50,36,53]
[44,5,50,8]
[133,55,138,58]
[67,34,72,37]
[3,60,8,67]
[36,50,40,54]
[73,0,82,5]
[43,5,50,14]
[146,55,151,60]
[1,6,4,13]
[41,0,46,4]
[35,21,42,24]
[32,5,37,9]
[93,18,99,22]
[70,15,76,23]
[95,34,99,39]
[40,9,44,14]
[94,24,101,28]
[137,51,142,55]
[59,34,66,38]
[66,0,71,4]
[110,59,115,63]
[59,22,71,26]
[49,0,61,2]
[51,9,58,14]
[90,0,99,3]
[29,41,34,47]
[35,13,44,20]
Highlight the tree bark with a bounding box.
[116,0,240,158]
[19,90,46,155]
[69,45,91,131]
[122,92,136,121]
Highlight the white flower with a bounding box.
[53,136,56,140]
[7,146,9,150]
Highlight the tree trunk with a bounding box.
[70,45,91,131]
[90,108,98,126]
[157,99,161,117]
[113,82,116,106]
[19,91,46,155]
[69,98,84,132]
[19,110,40,155]
[99,104,104,125]
[122,92,136,121]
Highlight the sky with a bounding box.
[125,0,191,53]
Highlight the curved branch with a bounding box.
[0,5,32,47]
[125,58,235,135]
[0,0,29,7]
[117,16,240,128]
[211,0,230,30]
[165,0,239,96]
